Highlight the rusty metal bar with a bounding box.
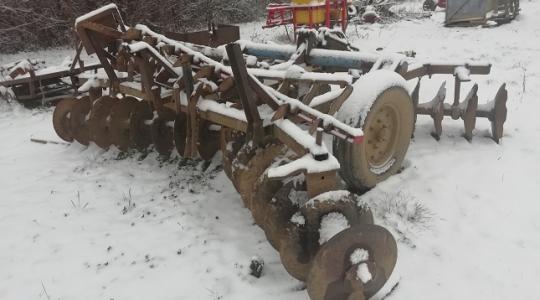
[226,43,264,143]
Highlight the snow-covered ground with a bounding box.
[1,1,540,299]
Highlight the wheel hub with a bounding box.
[365,105,399,167]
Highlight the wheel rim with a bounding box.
[70,96,92,146]
[53,97,76,142]
[364,103,400,169]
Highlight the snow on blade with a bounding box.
[356,263,372,283]
[351,248,370,264]
[318,212,350,245]
[290,212,306,226]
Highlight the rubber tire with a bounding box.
[334,86,414,192]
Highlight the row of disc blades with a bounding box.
[53,95,220,159]
[221,131,398,300]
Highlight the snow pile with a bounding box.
[318,212,350,245]
[284,65,305,79]
[304,190,351,208]
[350,248,369,265]
[350,248,372,283]
[78,77,101,92]
[267,153,339,179]
[356,263,372,284]
[290,212,306,226]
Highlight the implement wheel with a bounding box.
[334,72,414,192]
[53,97,76,142]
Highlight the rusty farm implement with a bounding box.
[0,47,102,106]
[50,4,508,300]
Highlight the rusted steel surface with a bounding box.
[166,24,240,47]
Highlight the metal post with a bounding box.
[225,43,264,144]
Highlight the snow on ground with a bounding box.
[1,1,540,299]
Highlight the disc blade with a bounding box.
[151,107,176,157]
[109,97,139,152]
[307,224,397,300]
[70,96,92,146]
[198,120,221,161]
[130,101,154,152]
[173,112,188,157]
[88,96,117,149]
[52,97,76,142]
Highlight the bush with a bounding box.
[0,0,269,53]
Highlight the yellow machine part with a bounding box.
[292,0,326,25]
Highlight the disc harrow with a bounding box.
[51,4,510,299]
[408,66,508,142]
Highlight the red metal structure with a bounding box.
[265,1,348,36]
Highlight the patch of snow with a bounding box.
[305,190,351,208]
[454,66,471,81]
[126,42,181,76]
[318,212,350,245]
[78,77,101,92]
[350,248,369,265]
[370,157,396,175]
[290,212,305,226]
[197,99,248,122]
[309,88,347,108]
[267,153,339,179]
[356,263,372,283]
[284,65,306,79]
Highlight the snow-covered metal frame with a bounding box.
[0,43,101,105]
